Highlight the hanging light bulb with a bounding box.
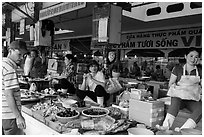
[134,55,137,58]
[84,54,86,57]
[125,55,127,58]
[92,54,94,58]
[74,55,77,57]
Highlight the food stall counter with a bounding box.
[22,111,60,135]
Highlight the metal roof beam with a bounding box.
[5,2,36,23]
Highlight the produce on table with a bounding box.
[107,106,124,120]
[57,108,78,117]
[81,107,109,118]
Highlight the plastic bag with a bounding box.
[24,55,34,76]
[29,83,37,92]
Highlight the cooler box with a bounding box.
[129,99,164,127]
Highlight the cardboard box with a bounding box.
[129,99,164,127]
[47,59,64,74]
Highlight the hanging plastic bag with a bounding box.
[24,54,34,76]
[29,83,37,92]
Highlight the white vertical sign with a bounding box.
[98,17,108,42]
[30,25,34,41]
[19,19,25,35]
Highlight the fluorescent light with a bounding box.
[15,37,23,40]
[55,29,74,34]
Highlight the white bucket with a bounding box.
[127,128,154,135]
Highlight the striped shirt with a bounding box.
[2,57,21,119]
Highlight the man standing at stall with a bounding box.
[2,40,28,135]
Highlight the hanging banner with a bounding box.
[91,26,202,50]
[39,2,86,20]
[47,40,70,51]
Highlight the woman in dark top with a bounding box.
[157,47,202,131]
[29,49,42,78]
[61,54,77,86]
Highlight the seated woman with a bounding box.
[50,54,77,95]
[106,65,126,95]
[75,60,109,107]
[105,65,126,104]
[61,54,77,87]
[129,61,141,78]
[156,47,202,131]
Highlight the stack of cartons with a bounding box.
[129,99,164,127]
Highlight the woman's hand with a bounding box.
[86,73,93,80]
[83,73,88,80]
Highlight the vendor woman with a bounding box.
[76,60,109,107]
[61,54,77,86]
[157,47,202,131]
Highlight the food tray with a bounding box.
[82,107,109,118]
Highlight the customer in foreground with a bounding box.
[2,41,28,135]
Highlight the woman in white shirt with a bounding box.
[76,60,109,107]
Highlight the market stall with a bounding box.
[19,77,202,135]
[20,93,135,135]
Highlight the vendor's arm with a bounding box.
[80,74,88,90]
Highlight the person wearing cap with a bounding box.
[2,40,27,135]
[76,60,108,107]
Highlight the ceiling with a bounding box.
[47,2,202,40]
[2,2,202,41]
